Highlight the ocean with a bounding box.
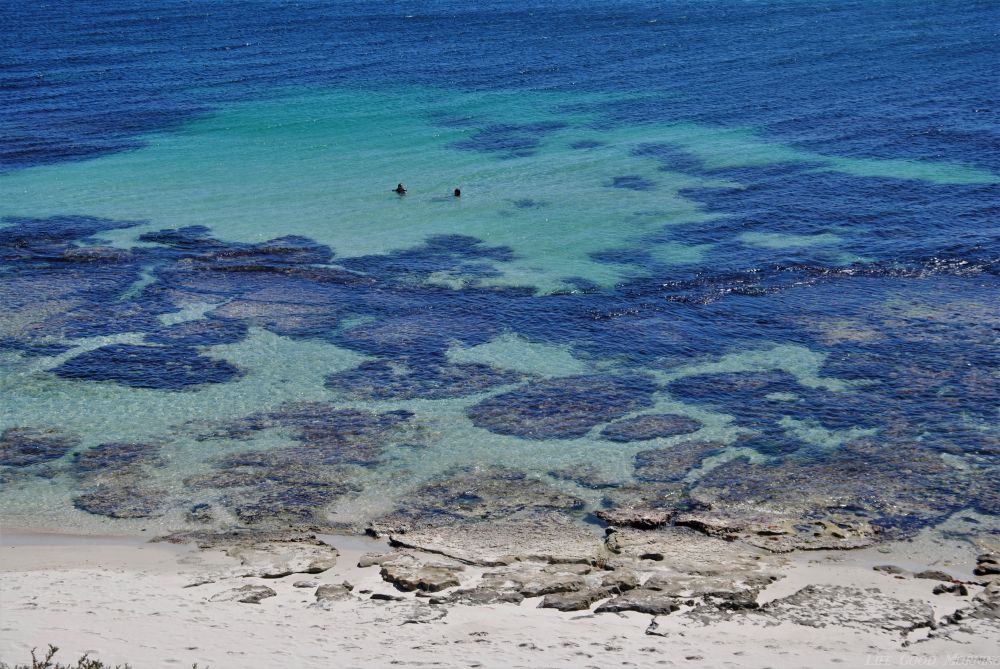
[1,0,997,535]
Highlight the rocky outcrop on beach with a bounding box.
[144,508,1000,664]
[385,513,602,566]
[760,585,934,632]
[208,584,277,604]
[224,538,339,579]
[673,508,877,552]
[314,582,354,602]
[919,551,1000,644]
[378,553,465,592]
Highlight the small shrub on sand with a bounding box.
[0,646,205,669]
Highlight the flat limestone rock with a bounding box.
[389,514,605,566]
[226,539,339,578]
[674,510,876,553]
[357,552,392,568]
[315,582,354,602]
[762,585,934,633]
[436,587,525,606]
[642,572,775,607]
[595,508,673,530]
[455,561,637,608]
[914,570,954,581]
[539,587,612,612]
[605,527,777,576]
[480,563,591,598]
[595,589,680,616]
[604,526,782,611]
[396,602,449,624]
[209,584,277,604]
[379,553,465,592]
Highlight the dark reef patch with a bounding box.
[0,215,143,251]
[207,299,340,339]
[510,198,547,209]
[450,121,567,159]
[73,482,165,519]
[193,235,334,270]
[548,464,622,490]
[601,414,703,442]
[182,402,420,527]
[184,402,419,527]
[145,318,249,346]
[334,313,499,358]
[72,442,163,474]
[0,427,80,467]
[197,402,417,467]
[138,225,221,251]
[633,442,725,483]
[610,175,655,191]
[689,438,995,533]
[139,226,334,268]
[735,430,810,457]
[0,338,74,358]
[325,358,525,400]
[53,344,243,390]
[666,370,883,431]
[337,234,514,285]
[466,374,657,440]
[185,458,361,528]
[70,441,167,519]
[668,371,802,405]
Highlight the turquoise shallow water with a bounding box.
[1,1,998,537]
[3,87,992,294]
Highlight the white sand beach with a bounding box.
[2,515,997,669]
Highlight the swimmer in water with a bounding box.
[453,188,461,197]
[394,183,407,195]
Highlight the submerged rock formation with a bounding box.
[0,427,79,467]
[466,374,657,439]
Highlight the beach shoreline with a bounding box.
[2,513,997,669]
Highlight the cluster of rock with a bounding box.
[187,514,1000,650]
[188,535,341,604]
[363,513,785,617]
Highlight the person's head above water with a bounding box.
[453,188,461,197]
[394,183,407,194]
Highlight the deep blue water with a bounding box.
[4,0,999,172]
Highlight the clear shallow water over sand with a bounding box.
[0,0,997,535]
